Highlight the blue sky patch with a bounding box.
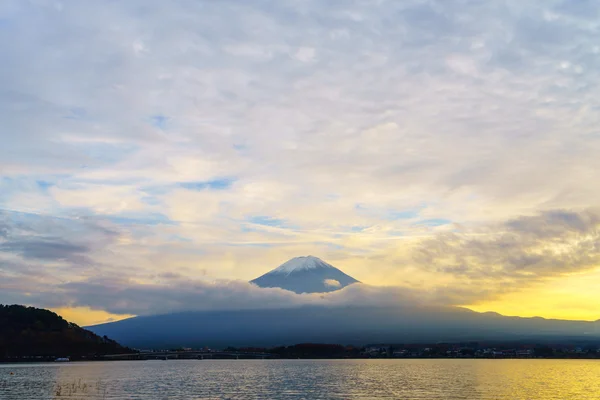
[179,177,234,191]
[417,218,452,227]
[108,213,175,226]
[167,234,192,243]
[36,180,54,190]
[248,216,285,227]
[150,115,168,129]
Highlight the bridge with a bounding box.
[102,350,277,361]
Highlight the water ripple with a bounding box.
[1,359,599,399]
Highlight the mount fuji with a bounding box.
[86,257,600,348]
[250,256,359,294]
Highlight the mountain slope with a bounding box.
[251,256,359,294]
[88,305,600,349]
[0,304,132,359]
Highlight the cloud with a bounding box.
[0,222,9,238]
[324,279,341,288]
[1,0,600,320]
[412,209,600,293]
[0,240,89,262]
[0,210,120,280]
[39,278,424,316]
[1,208,599,317]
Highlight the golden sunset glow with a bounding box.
[466,268,600,322]
[51,307,134,327]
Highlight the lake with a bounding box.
[1,359,599,399]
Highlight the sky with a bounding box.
[1,0,600,326]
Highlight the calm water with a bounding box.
[1,359,599,399]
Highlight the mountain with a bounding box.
[87,305,600,349]
[84,257,600,349]
[250,256,359,294]
[0,304,132,360]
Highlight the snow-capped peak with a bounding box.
[251,255,359,293]
[271,255,333,275]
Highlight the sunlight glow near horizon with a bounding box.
[2,0,600,324]
[51,307,134,327]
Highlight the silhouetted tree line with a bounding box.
[0,304,133,361]
[268,343,362,359]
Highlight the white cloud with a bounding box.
[42,279,425,316]
[1,0,600,318]
[323,279,341,288]
[294,46,316,63]
[50,185,146,214]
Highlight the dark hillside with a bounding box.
[0,304,132,360]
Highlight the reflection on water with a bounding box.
[1,359,599,399]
